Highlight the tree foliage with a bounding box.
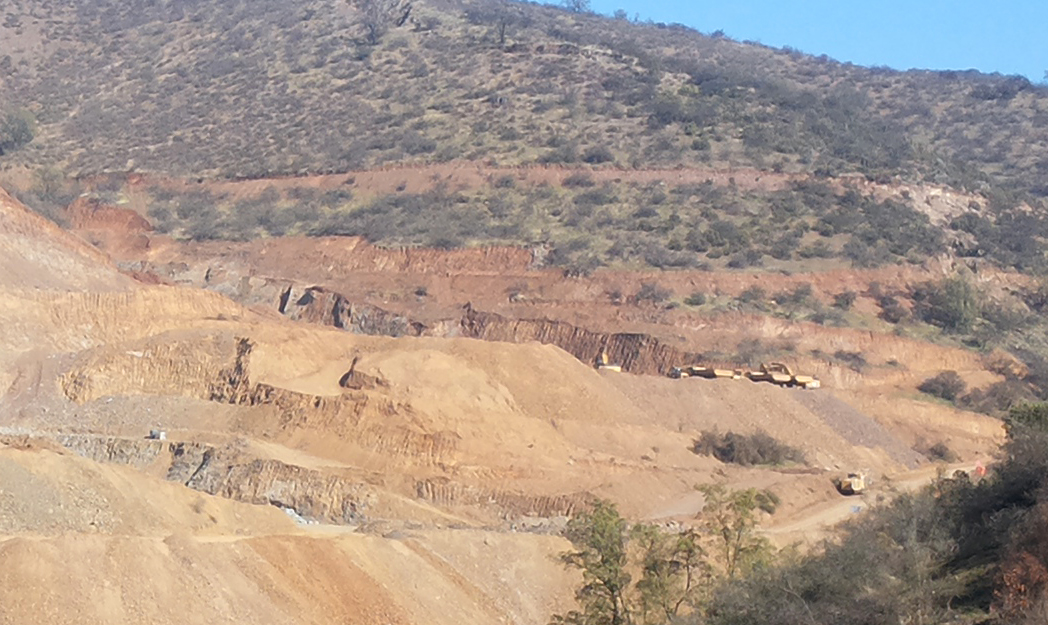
[692,408,1048,625]
[0,109,35,155]
[912,274,982,334]
[553,489,772,625]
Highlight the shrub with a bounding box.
[918,371,967,402]
[833,290,857,310]
[693,430,806,467]
[912,275,981,334]
[737,285,767,304]
[634,282,672,304]
[833,350,867,372]
[684,291,707,306]
[926,441,957,462]
[773,283,814,307]
[878,295,909,324]
[1007,402,1048,434]
[561,172,595,188]
[0,109,35,154]
[581,145,614,164]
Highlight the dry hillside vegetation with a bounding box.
[2,0,1047,196]
[3,0,1048,274]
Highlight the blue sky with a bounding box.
[587,0,1048,81]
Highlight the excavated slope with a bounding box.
[0,442,576,625]
[0,187,129,291]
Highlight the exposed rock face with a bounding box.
[55,434,376,524]
[459,305,703,376]
[278,285,425,336]
[62,334,463,467]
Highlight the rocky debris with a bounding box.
[56,434,165,469]
[338,356,390,390]
[55,434,377,524]
[791,392,926,468]
[415,478,592,519]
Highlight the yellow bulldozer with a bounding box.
[745,362,821,389]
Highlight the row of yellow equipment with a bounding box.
[669,362,821,389]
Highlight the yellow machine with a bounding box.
[745,362,821,389]
[669,365,742,380]
[834,472,866,496]
[670,362,820,389]
[596,350,622,373]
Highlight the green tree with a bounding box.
[553,490,775,625]
[555,500,633,625]
[697,484,772,579]
[631,525,711,624]
[0,109,35,155]
[914,274,981,334]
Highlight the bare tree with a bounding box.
[356,0,413,44]
[560,0,591,13]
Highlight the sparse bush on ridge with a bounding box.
[918,371,967,402]
[692,430,806,467]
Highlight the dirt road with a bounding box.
[762,461,984,544]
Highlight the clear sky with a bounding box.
[588,0,1048,82]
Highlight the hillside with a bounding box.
[4,1,1048,622]
[2,0,1047,194]
[4,0,1048,275]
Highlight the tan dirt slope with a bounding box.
[0,186,1006,624]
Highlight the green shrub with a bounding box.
[918,371,967,402]
[737,285,767,304]
[0,109,35,154]
[561,172,595,188]
[693,430,806,466]
[684,291,707,306]
[1007,402,1048,434]
[833,290,857,310]
[634,282,672,304]
[912,275,981,334]
[581,145,614,164]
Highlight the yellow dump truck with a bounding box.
[669,365,742,380]
[834,472,866,496]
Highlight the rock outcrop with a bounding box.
[55,434,376,524]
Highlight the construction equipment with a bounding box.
[669,361,821,389]
[745,362,821,389]
[834,472,866,496]
[596,350,622,373]
[669,365,742,380]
